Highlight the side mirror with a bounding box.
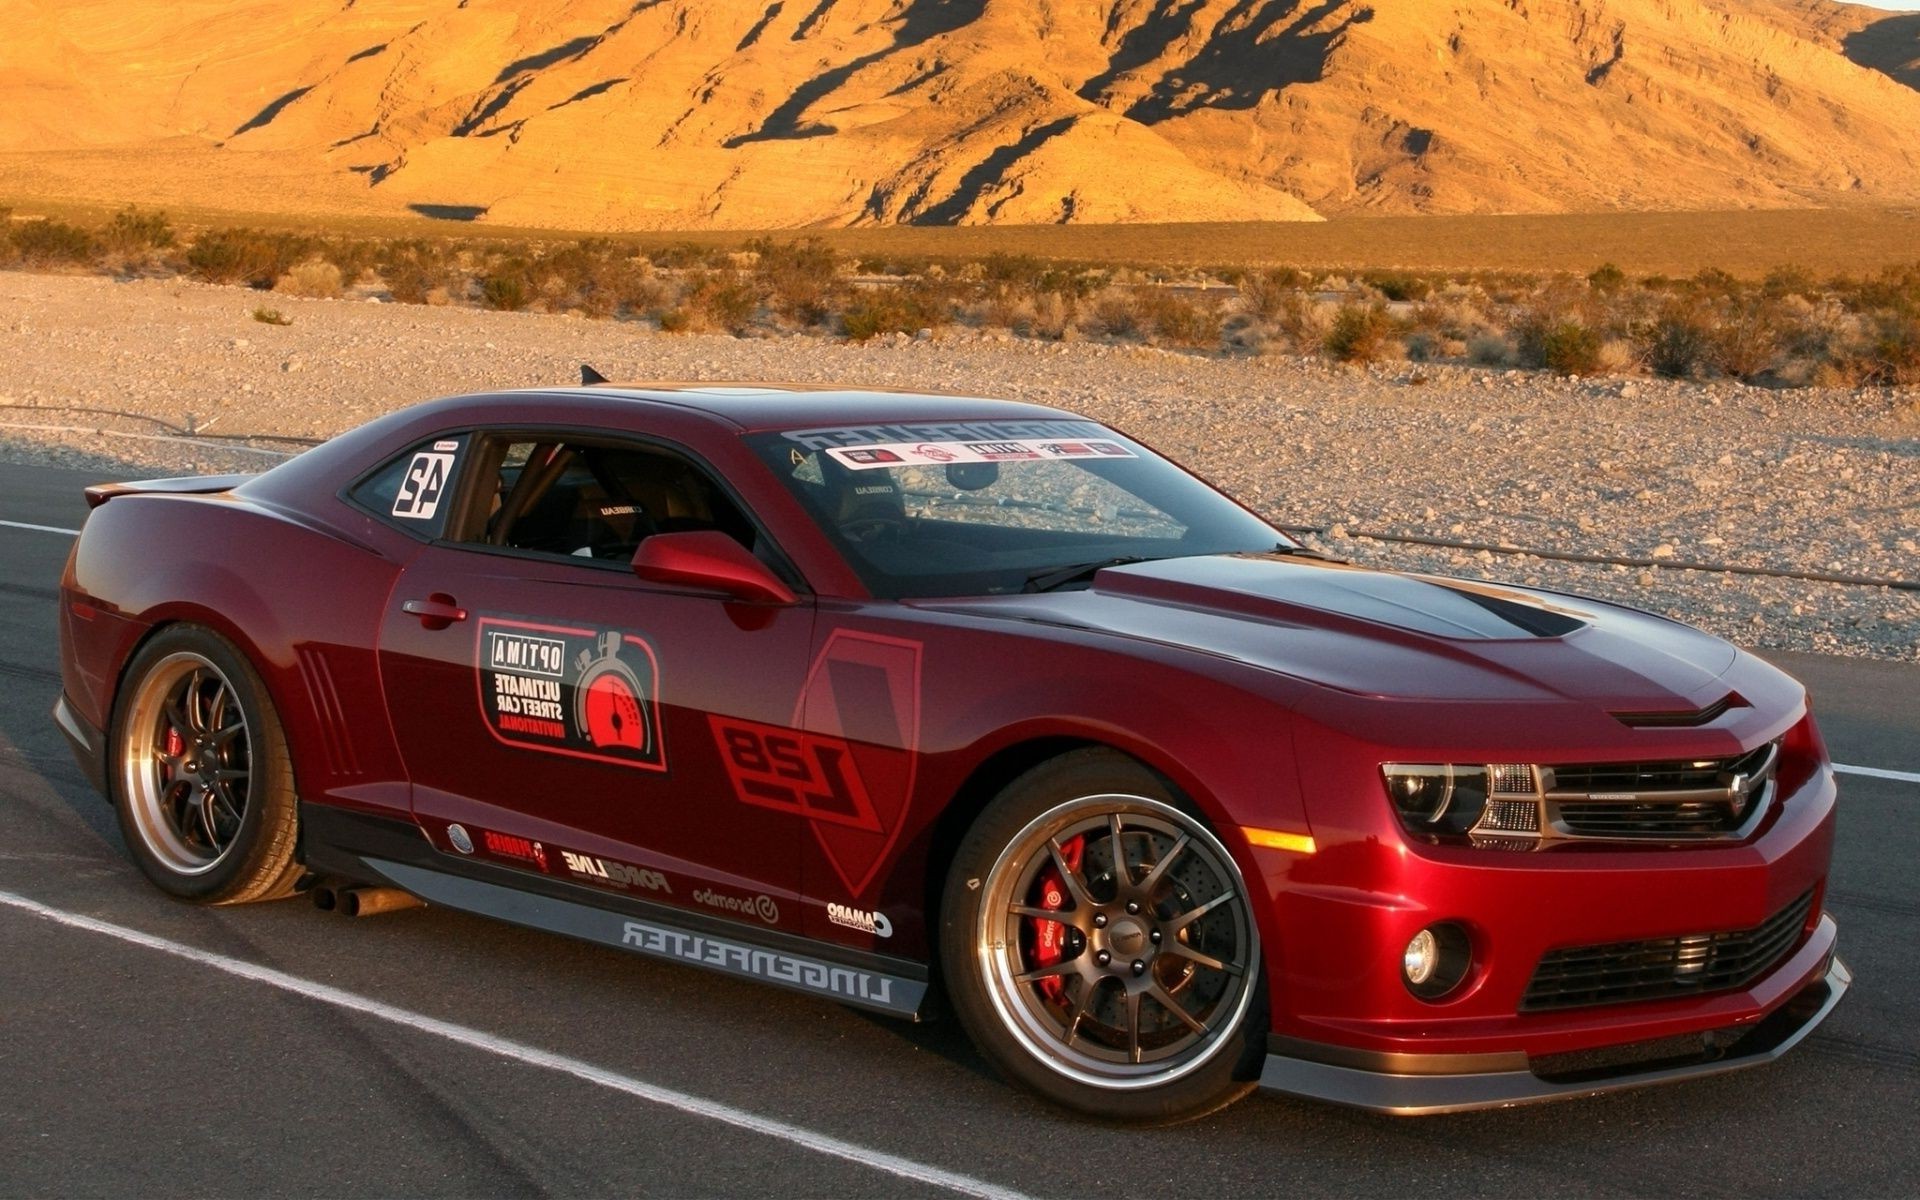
[632,531,797,605]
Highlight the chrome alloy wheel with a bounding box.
[976,795,1259,1090]
[119,651,253,876]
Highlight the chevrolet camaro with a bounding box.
[53,381,1846,1121]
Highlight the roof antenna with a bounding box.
[580,363,609,386]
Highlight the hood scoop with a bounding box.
[1610,693,1747,728]
[1091,555,1590,642]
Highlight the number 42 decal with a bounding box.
[393,449,456,520]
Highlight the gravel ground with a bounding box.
[2,270,1915,661]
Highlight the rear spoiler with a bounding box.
[83,474,257,510]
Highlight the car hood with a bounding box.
[915,554,1741,712]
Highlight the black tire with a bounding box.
[941,749,1268,1123]
[108,624,303,904]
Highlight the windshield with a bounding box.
[747,419,1288,598]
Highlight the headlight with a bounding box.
[1381,763,1491,836]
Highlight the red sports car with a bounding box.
[53,381,1846,1121]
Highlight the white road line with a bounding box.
[0,518,80,537]
[1836,763,1920,785]
[0,889,1032,1200]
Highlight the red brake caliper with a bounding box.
[163,727,184,775]
[1030,834,1084,1005]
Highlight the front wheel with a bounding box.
[109,625,303,904]
[941,751,1266,1123]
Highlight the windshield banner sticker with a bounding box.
[824,438,1137,471]
[475,617,666,771]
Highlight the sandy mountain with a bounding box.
[1,0,1917,229]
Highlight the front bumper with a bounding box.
[1258,917,1848,1114]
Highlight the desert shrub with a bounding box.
[649,241,727,271]
[1689,267,1742,301]
[1711,296,1783,381]
[480,265,532,311]
[1364,271,1431,302]
[1323,302,1396,363]
[100,207,175,265]
[1762,264,1817,300]
[1534,319,1604,374]
[682,268,759,333]
[841,283,946,341]
[186,229,311,288]
[657,308,694,333]
[1586,262,1627,293]
[11,218,98,266]
[1237,266,1304,320]
[1028,292,1078,340]
[251,306,291,326]
[1640,300,1716,379]
[1468,334,1512,365]
[276,259,344,298]
[750,237,842,326]
[1137,290,1222,348]
[378,240,456,304]
[977,283,1027,331]
[319,238,378,287]
[1085,288,1144,338]
[1864,312,1920,385]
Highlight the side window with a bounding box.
[460,436,760,563]
[349,434,469,538]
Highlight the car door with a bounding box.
[374,431,816,932]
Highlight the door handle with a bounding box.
[402,595,467,629]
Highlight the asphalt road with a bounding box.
[1,460,1916,1199]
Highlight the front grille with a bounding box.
[1537,741,1779,842]
[1521,890,1814,1011]
[1555,800,1733,836]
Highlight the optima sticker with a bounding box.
[476,617,666,771]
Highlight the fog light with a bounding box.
[1402,922,1473,1001]
[1404,929,1439,986]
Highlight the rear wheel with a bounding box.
[941,751,1266,1123]
[110,626,302,904]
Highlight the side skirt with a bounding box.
[301,805,930,1020]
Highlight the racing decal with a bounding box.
[475,617,666,772]
[480,828,550,871]
[823,438,1136,471]
[781,419,1116,453]
[692,887,780,924]
[827,902,892,938]
[392,448,456,519]
[709,715,880,832]
[618,920,901,1008]
[557,848,672,896]
[708,630,922,898]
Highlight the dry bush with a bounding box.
[750,237,843,326]
[1640,300,1716,379]
[100,206,175,267]
[1323,302,1396,363]
[10,218,98,266]
[978,283,1027,331]
[1135,290,1222,349]
[378,240,457,305]
[1468,334,1512,365]
[1586,262,1627,293]
[1085,287,1145,338]
[841,283,945,341]
[1864,312,1920,385]
[1596,339,1638,373]
[1362,271,1432,302]
[185,229,311,288]
[319,238,378,288]
[1237,267,1305,320]
[480,262,533,312]
[1711,296,1784,381]
[276,259,344,298]
[1274,293,1335,353]
[682,268,759,333]
[1028,292,1078,340]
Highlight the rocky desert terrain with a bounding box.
[1,270,1913,661]
[4,0,1920,228]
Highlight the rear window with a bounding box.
[348,434,470,538]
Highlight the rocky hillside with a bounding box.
[2,0,1918,228]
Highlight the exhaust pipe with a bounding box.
[340,887,424,918]
[310,884,340,912]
